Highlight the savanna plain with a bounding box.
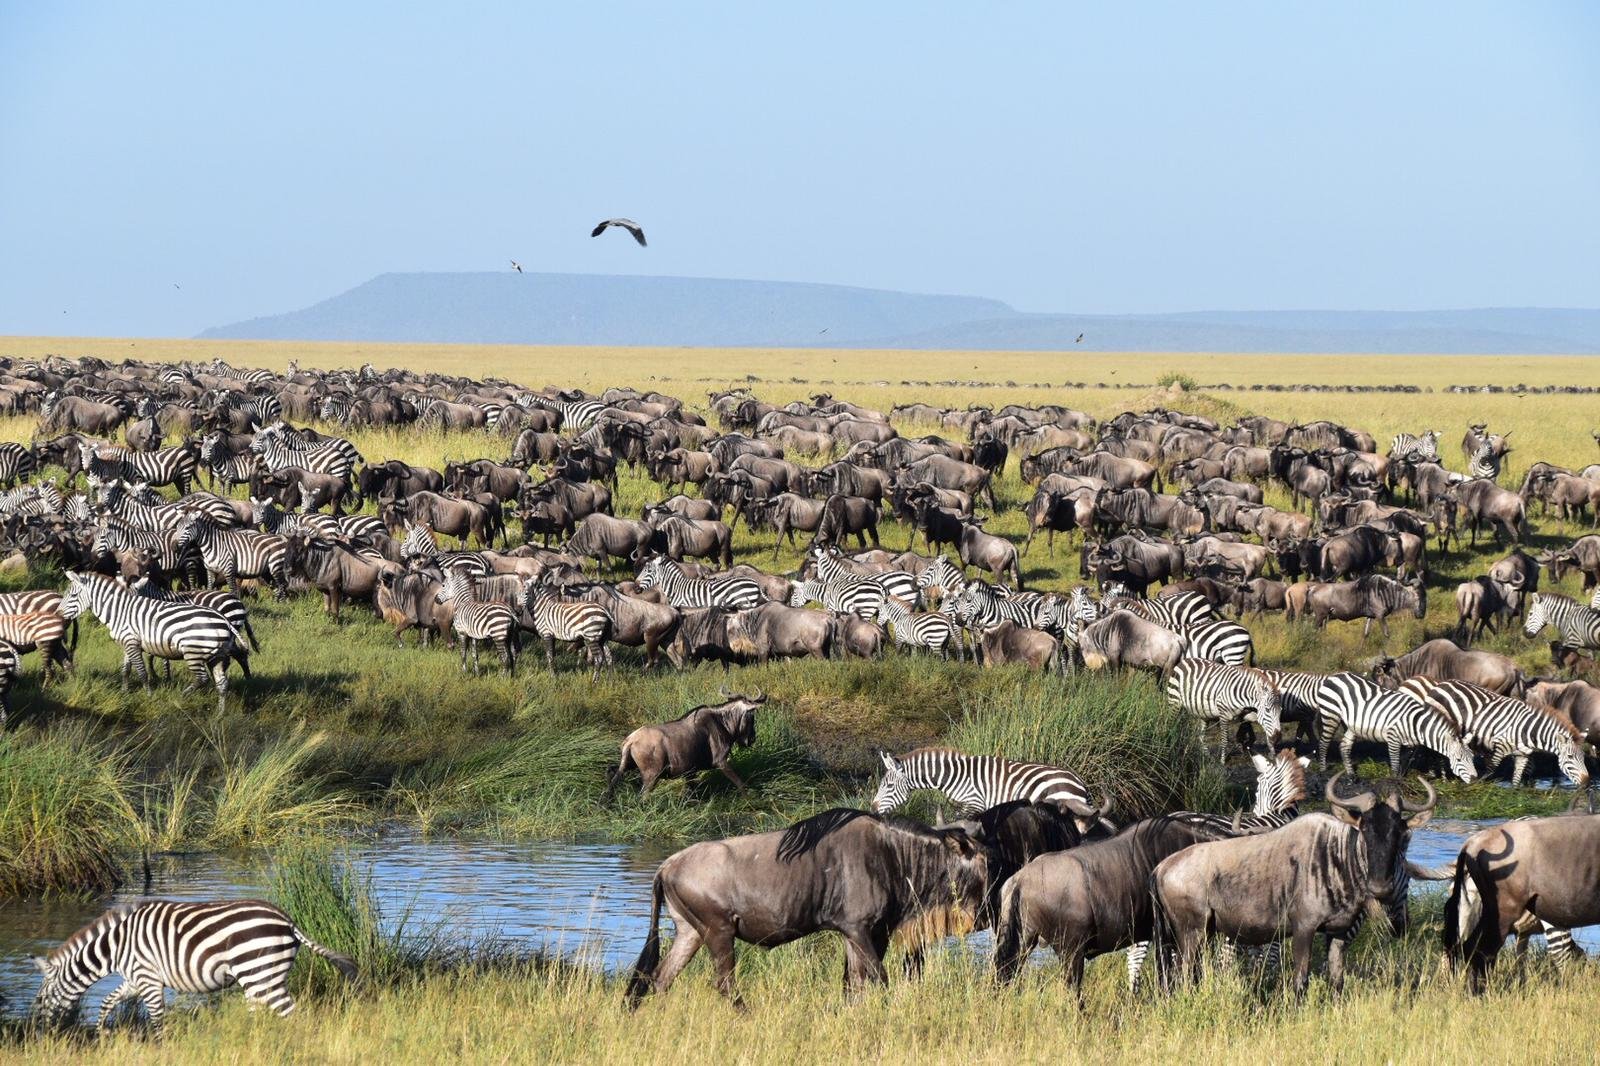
[3,336,1600,1063]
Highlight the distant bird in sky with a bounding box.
[819,328,828,335]
[1075,333,1084,344]
[173,283,181,290]
[510,260,523,273]
[591,218,647,246]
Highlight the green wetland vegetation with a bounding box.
[2,344,1600,1060]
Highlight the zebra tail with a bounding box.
[68,617,79,653]
[626,872,665,1005]
[992,876,1026,983]
[295,929,359,979]
[246,619,262,653]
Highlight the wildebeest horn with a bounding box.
[717,684,732,699]
[1324,771,1375,813]
[1398,775,1437,815]
[748,686,764,702]
[1061,795,1097,817]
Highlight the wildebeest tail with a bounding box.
[626,872,665,1005]
[1146,869,1176,992]
[1440,851,1483,966]
[992,875,1026,982]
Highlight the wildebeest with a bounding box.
[386,491,503,548]
[725,602,833,663]
[1302,574,1425,639]
[1453,477,1527,545]
[956,517,1022,588]
[643,509,734,567]
[1441,814,1600,989]
[565,582,680,668]
[1078,609,1186,677]
[1372,638,1525,697]
[977,620,1061,672]
[1154,773,1435,994]
[605,689,764,798]
[625,807,992,1004]
[1453,576,1514,642]
[1525,679,1600,746]
[1082,534,1185,596]
[564,513,655,570]
[358,458,443,502]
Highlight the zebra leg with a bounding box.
[501,636,514,675]
[1340,731,1357,775]
[132,971,167,1036]
[1317,720,1336,771]
[96,978,135,1031]
[1385,735,1403,776]
[1511,753,1528,787]
[182,650,210,692]
[240,972,296,1016]
[213,657,230,713]
[544,635,557,672]
[1126,942,1148,991]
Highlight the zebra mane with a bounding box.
[49,903,139,960]
[1530,699,1585,743]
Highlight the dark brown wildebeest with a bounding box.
[510,428,563,466]
[1454,477,1527,546]
[1316,524,1394,582]
[829,611,885,660]
[812,493,881,552]
[1440,814,1600,989]
[1081,535,1185,597]
[563,513,654,571]
[626,807,992,1005]
[1154,773,1435,995]
[648,447,720,492]
[1302,573,1425,640]
[606,688,764,799]
[956,517,1022,588]
[1454,576,1514,642]
[446,458,533,502]
[387,490,503,548]
[646,494,720,522]
[1487,548,1539,620]
[664,606,738,669]
[515,493,574,546]
[253,466,352,515]
[643,509,734,567]
[896,454,996,510]
[1539,535,1600,593]
[38,394,128,436]
[1371,638,1525,697]
[356,459,444,503]
[756,492,829,556]
[1078,609,1186,677]
[1232,577,1289,620]
[284,532,399,620]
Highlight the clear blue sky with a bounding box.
[2,1,1596,338]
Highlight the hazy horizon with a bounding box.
[3,3,1597,339]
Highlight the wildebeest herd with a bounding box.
[7,353,1600,1030]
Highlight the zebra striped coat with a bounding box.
[176,513,291,597]
[1400,678,1588,787]
[1525,592,1600,652]
[31,899,355,1035]
[637,555,763,609]
[436,570,519,674]
[0,441,35,487]
[871,748,1112,832]
[1314,671,1478,780]
[789,577,884,620]
[0,639,19,725]
[1165,660,1283,761]
[0,612,73,683]
[522,580,612,676]
[874,595,964,660]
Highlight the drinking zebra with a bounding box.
[0,441,35,487]
[1313,671,1477,780]
[871,748,1115,834]
[522,578,613,677]
[59,570,242,710]
[874,595,964,660]
[636,555,763,609]
[1165,660,1283,762]
[435,570,520,674]
[789,577,884,620]
[1389,429,1441,462]
[1400,678,1588,788]
[1524,592,1600,652]
[31,899,355,1035]
[175,512,291,598]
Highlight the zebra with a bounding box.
[250,422,361,483]
[636,554,763,609]
[175,512,291,597]
[1253,667,1329,742]
[397,521,491,576]
[1467,440,1506,481]
[522,578,612,677]
[1389,429,1440,462]
[0,441,35,487]
[0,639,17,726]
[0,481,64,519]
[92,518,195,585]
[94,477,189,531]
[808,545,920,605]
[80,440,200,494]
[59,570,241,710]
[1525,592,1600,652]
[435,569,519,674]
[206,358,276,387]
[914,554,967,604]
[1399,678,1588,788]
[952,580,1044,632]
[125,576,262,654]
[31,899,354,1034]
[200,431,260,491]
[873,749,1114,836]
[1313,671,1477,781]
[789,577,884,620]
[1102,589,1216,630]
[522,393,605,432]
[1165,660,1283,763]
[0,611,73,684]
[252,497,387,545]
[1179,617,1254,665]
[874,595,964,660]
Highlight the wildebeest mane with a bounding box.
[776,808,951,863]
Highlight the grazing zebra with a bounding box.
[522,579,612,677]
[31,899,354,1035]
[637,555,763,609]
[1180,617,1254,665]
[0,441,35,487]
[1524,592,1600,652]
[522,393,605,431]
[250,422,361,483]
[953,580,1044,632]
[1129,748,1311,987]
[871,748,1113,832]
[1253,667,1329,741]
[1467,440,1506,481]
[1400,678,1588,787]
[175,512,291,597]
[59,570,241,710]
[0,640,16,726]
[0,612,73,684]
[397,521,491,576]
[808,546,920,606]
[874,595,964,660]
[1165,660,1283,762]
[1389,429,1441,462]
[915,555,967,604]
[80,440,200,494]
[436,570,519,674]
[789,577,885,620]
[1313,671,1477,781]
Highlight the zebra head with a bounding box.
[1249,673,1285,746]
[1443,736,1480,783]
[435,569,471,605]
[635,554,665,589]
[1249,748,1309,816]
[399,521,437,560]
[57,572,88,621]
[1523,593,1548,638]
[871,751,911,813]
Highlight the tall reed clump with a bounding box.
[947,672,1226,817]
[0,723,141,894]
[203,729,360,848]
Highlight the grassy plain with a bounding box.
[2,337,1599,1056]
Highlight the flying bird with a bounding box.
[1075,333,1084,344]
[510,260,523,273]
[591,218,647,246]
